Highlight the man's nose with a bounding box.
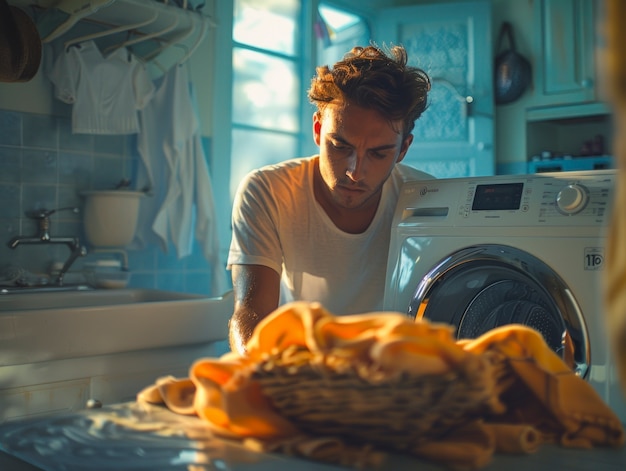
[346,152,365,182]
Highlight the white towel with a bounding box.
[135,64,227,296]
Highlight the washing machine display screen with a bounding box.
[472,183,523,211]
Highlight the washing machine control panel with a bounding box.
[397,170,615,227]
[556,183,590,215]
[471,182,524,211]
[465,173,612,224]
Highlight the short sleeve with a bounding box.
[227,170,284,274]
[48,46,80,104]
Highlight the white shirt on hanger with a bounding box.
[48,40,154,134]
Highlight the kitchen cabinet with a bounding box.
[0,379,90,422]
[531,0,598,108]
[0,341,229,424]
[523,0,613,167]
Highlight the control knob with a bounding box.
[556,184,589,214]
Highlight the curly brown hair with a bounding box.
[308,45,430,138]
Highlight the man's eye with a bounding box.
[330,142,349,151]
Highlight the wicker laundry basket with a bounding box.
[251,345,503,452]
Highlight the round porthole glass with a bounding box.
[408,244,588,378]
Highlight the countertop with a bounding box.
[1,402,625,471]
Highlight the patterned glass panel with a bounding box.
[401,22,469,143]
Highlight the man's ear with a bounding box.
[397,134,414,163]
[312,112,322,146]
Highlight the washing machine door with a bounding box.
[408,244,589,378]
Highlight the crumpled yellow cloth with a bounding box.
[138,302,624,470]
[462,326,624,449]
[603,0,626,398]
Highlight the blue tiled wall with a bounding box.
[0,109,227,296]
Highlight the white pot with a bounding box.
[81,191,144,247]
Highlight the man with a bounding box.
[228,45,432,354]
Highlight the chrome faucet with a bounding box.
[7,207,88,286]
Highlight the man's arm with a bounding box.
[229,264,281,355]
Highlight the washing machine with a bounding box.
[383,169,626,423]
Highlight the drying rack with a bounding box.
[17,0,215,66]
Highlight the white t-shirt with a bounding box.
[48,41,154,134]
[227,156,432,315]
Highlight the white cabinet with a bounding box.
[532,0,598,107]
[0,340,230,424]
[0,379,90,422]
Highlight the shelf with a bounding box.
[526,102,611,122]
[528,155,614,173]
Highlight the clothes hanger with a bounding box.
[63,10,158,51]
[102,14,179,55]
[176,14,208,65]
[42,0,115,43]
[140,41,189,80]
[142,4,217,64]
[140,17,194,63]
[143,11,212,76]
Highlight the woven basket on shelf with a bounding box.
[251,347,503,452]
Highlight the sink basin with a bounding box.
[0,288,213,310]
[0,289,234,367]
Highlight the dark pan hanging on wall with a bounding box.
[494,21,531,105]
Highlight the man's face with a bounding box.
[313,102,413,211]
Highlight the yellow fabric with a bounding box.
[411,421,495,471]
[463,325,624,448]
[482,423,540,455]
[138,302,625,469]
[604,0,626,397]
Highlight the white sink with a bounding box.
[0,289,234,367]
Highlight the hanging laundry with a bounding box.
[48,40,154,134]
[135,64,227,296]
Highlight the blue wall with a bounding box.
[0,109,226,296]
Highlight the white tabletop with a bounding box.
[1,402,624,471]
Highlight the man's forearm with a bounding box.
[228,307,260,355]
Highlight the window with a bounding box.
[316,2,370,67]
[230,0,302,199]
[229,1,370,200]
